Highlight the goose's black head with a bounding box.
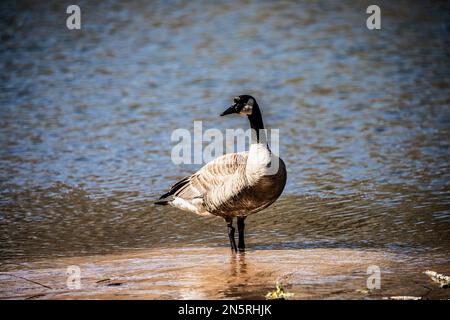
[220,95,257,116]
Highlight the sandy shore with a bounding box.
[0,247,448,299]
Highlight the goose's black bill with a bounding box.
[220,103,238,116]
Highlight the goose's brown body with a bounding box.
[165,150,286,218]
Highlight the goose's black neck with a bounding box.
[247,102,267,144]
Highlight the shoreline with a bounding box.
[1,246,449,300]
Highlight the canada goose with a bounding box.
[156,95,287,251]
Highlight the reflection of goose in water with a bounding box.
[229,251,247,278]
[221,252,249,299]
[156,95,287,251]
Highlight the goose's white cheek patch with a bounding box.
[240,99,254,115]
[240,105,252,115]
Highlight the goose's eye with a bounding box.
[233,97,240,103]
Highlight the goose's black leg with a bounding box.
[225,217,237,252]
[237,217,246,251]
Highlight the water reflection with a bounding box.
[229,252,247,278]
[218,253,248,299]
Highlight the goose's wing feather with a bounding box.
[159,152,248,204]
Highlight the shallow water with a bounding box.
[0,0,449,299]
[1,247,449,300]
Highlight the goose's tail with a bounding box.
[155,176,191,206]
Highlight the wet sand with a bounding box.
[1,247,449,300]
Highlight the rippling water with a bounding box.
[0,0,449,295]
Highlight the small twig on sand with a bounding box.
[421,285,433,299]
[2,273,53,290]
[384,296,422,300]
[96,278,111,284]
[96,278,123,286]
[25,293,47,300]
